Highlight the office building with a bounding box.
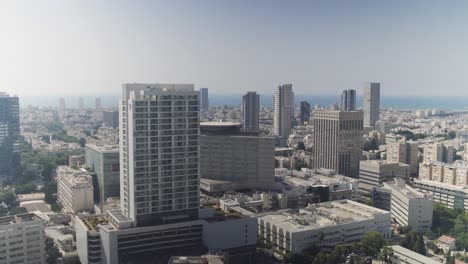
[340,89,356,111]
[0,213,46,264]
[59,97,66,111]
[57,166,94,213]
[423,142,455,164]
[299,101,311,124]
[373,178,433,233]
[386,138,419,176]
[363,82,380,128]
[359,160,410,195]
[387,245,440,264]
[78,97,85,111]
[242,92,260,131]
[200,122,275,191]
[85,144,120,203]
[313,111,363,178]
[258,200,391,254]
[95,97,102,110]
[273,84,294,138]
[413,178,468,212]
[75,215,108,264]
[0,92,20,181]
[102,110,119,128]
[200,87,209,112]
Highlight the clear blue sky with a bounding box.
[1,0,468,96]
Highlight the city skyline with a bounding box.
[2,1,468,96]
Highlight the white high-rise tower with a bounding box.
[120,83,200,227]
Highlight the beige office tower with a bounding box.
[273,84,294,138]
[120,83,200,227]
[313,111,363,178]
[386,138,419,176]
[423,142,455,164]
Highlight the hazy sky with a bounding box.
[1,0,468,96]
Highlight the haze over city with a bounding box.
[2,2,468,264]
[2,0,468,96]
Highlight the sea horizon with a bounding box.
[18,94,468,111]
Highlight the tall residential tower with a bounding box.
[0,92,20,181]
[273,84,294,138]
[200,88,209,112]
[242,92,260,131]
[119,83,200,227]
[363,82,380,128]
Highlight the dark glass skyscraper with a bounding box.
[242,91,260,131]
[299,101,311,124]
[0,92,20,180]
[340,89,356,111]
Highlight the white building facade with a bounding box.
[57,166,94,213]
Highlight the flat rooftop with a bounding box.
[383,181,429,199]
[259,200,389,232]
[0,213,42,226]
[79,215,109,232]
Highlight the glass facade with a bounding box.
[0,93,20,180]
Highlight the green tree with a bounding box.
[378,246,394,264]
[79,137,86,148]
[456,232,468,251]
[361,231,384,257]
[452,213,468,235]
[45,237,63,264]
[0,191,17,209]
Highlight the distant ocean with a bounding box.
[19,94,468,111]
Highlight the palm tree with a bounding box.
[378,246,393,264]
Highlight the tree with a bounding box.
[361,231,384,257]
[432,203,458,235]
[378,246,393,264]
[446,250,455,264]
[10,207,27,215]
[456,232,468,251]
[452,213,468,236]
[0,191,17,209]
[15,183,37,195]
[79,137,86,148]
[45,237,62,264]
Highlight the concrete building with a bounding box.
[57,166,94,213]
[0,92,20,181]
[340,89,356,111]
[387,245,440,264]
[200,87,209,112]
[359,160,410,196]
[313,111,363,178]
[386,138,419,176]
[258,200,391,254]
[59,97,66,111]
[363,82,380,128]
[299,101,311,124]
[423,142,455,164]
[119,83,200,226]
[75,215,108,264]
[102,110,119,128]
[69,154,85,167]
[95,97,102,110]
[85,143,120,203]
[79,97,85,111]
[0,213,46,264]
[413,178,468,212]
[374,178,433,233]
[45,225,77,260]
[273,84,294,138]
[242,92,260,132]
[418,162,468,186]
[200,122,275,191]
